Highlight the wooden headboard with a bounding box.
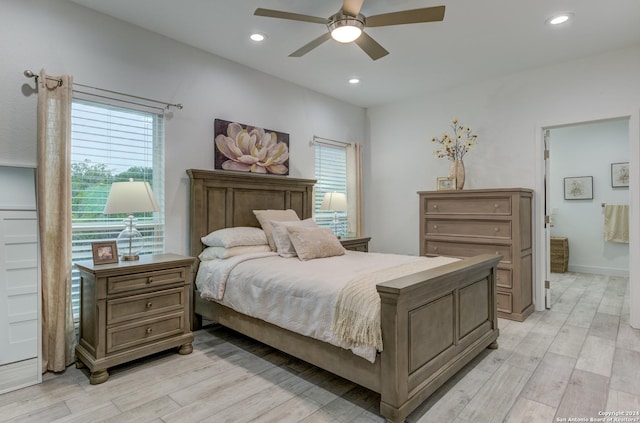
[186,169,316,258]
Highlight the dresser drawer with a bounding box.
[496,268,513,289]
[496,291,512,314]
[425,219,512,239]
[107,267,186,295]
[106,312,185,354]
[107,287,185,325]
[425,240,512,263]
[425,196,512,216]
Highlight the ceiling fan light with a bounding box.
[331,25,362,43]
[328,13,365,43]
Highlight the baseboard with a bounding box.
[567,264,629,277]
[0,358,41,394]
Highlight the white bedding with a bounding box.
[195,251,459,362]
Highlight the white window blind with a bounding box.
[314,143,347,235]
[70,98,165,321]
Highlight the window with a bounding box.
[314,143,348,236]
[70,98,165,321]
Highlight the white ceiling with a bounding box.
[69,0,640,108]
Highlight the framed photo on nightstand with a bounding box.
[91,241,119,265]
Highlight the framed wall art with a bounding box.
[214,118,290,175]
[611,162,629,188]
[564,176,593,200]
[436,177,456,191]
[91,241,119,265]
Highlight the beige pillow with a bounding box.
[270,218,318,257]
[201,227,267,247]
[286,226,346,261]
[253,209,300,251]
[198,245,271,261]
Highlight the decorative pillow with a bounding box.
[198,245,271,261]
[201,227,268,248]
[253,209,300,251]
[270,218,318,257]
[286,226,346,261]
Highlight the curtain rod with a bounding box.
[23,70,183,110]
[311,135,351,147]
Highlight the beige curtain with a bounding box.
[37,69,76,372]
[346,142,363,237]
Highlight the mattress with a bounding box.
[195,250,458,362]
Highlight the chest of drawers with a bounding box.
[75,254,195,384]
[418,189,534,321]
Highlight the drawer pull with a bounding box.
[146,302,153,309]
[494,227,500,232]
[147,278,153,284]
[496,251,500,255]
[146,327,153,334]
[494,204,500,209]
[433,246,438,252]
[433,204,438,209]
[433,225,438,229]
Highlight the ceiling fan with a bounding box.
[254,0,445,60]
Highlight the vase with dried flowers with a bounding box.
[432,119,478,189]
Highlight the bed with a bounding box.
[187,169,500,423]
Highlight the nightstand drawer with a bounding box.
[426,196,512,215]
[107,288,186,324]
[426,240,511,263]
[106,312,185,354]
[107,267,186,295]
[425,219,512,239]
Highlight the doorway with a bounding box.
[535,111,639,329]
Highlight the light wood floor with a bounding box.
[2,272,639,423]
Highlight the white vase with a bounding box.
[449,160,465,190]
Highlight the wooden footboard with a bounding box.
[193,254,499,423]
[377,254,500,422]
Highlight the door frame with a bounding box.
[534,109,640,328]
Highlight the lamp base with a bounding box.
[120,254,140,261]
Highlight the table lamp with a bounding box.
[320,192,347,237]
[104,179,159,261]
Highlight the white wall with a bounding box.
[0,0,365,256]
[549,119,629,276]
[366,43,640,324]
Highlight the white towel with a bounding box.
[604,204,629,243]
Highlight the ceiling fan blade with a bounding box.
[254,8,328,24]
[354,32,389,60]
[289,32,332,57]
[366,5,445,27]
[342,0,365,16]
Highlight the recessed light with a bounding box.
[348,78,360,84]
[547,13,572,25]
[250,33,266,42]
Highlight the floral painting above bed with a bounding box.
[214,119,289,175]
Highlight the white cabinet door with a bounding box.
[0,210,39,365]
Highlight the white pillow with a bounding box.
[270,218,318,257]
[198,245,271,261]
[201,227,268,248]
[253,209,300,251]
[286,226,346,261]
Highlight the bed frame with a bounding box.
[187,169,500,423]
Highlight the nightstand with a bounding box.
[74,253,195,384]
[340,236,371,252]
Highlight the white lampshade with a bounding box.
[321,192,347,212]
[104,180,159,261]
[104,180,159,215]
